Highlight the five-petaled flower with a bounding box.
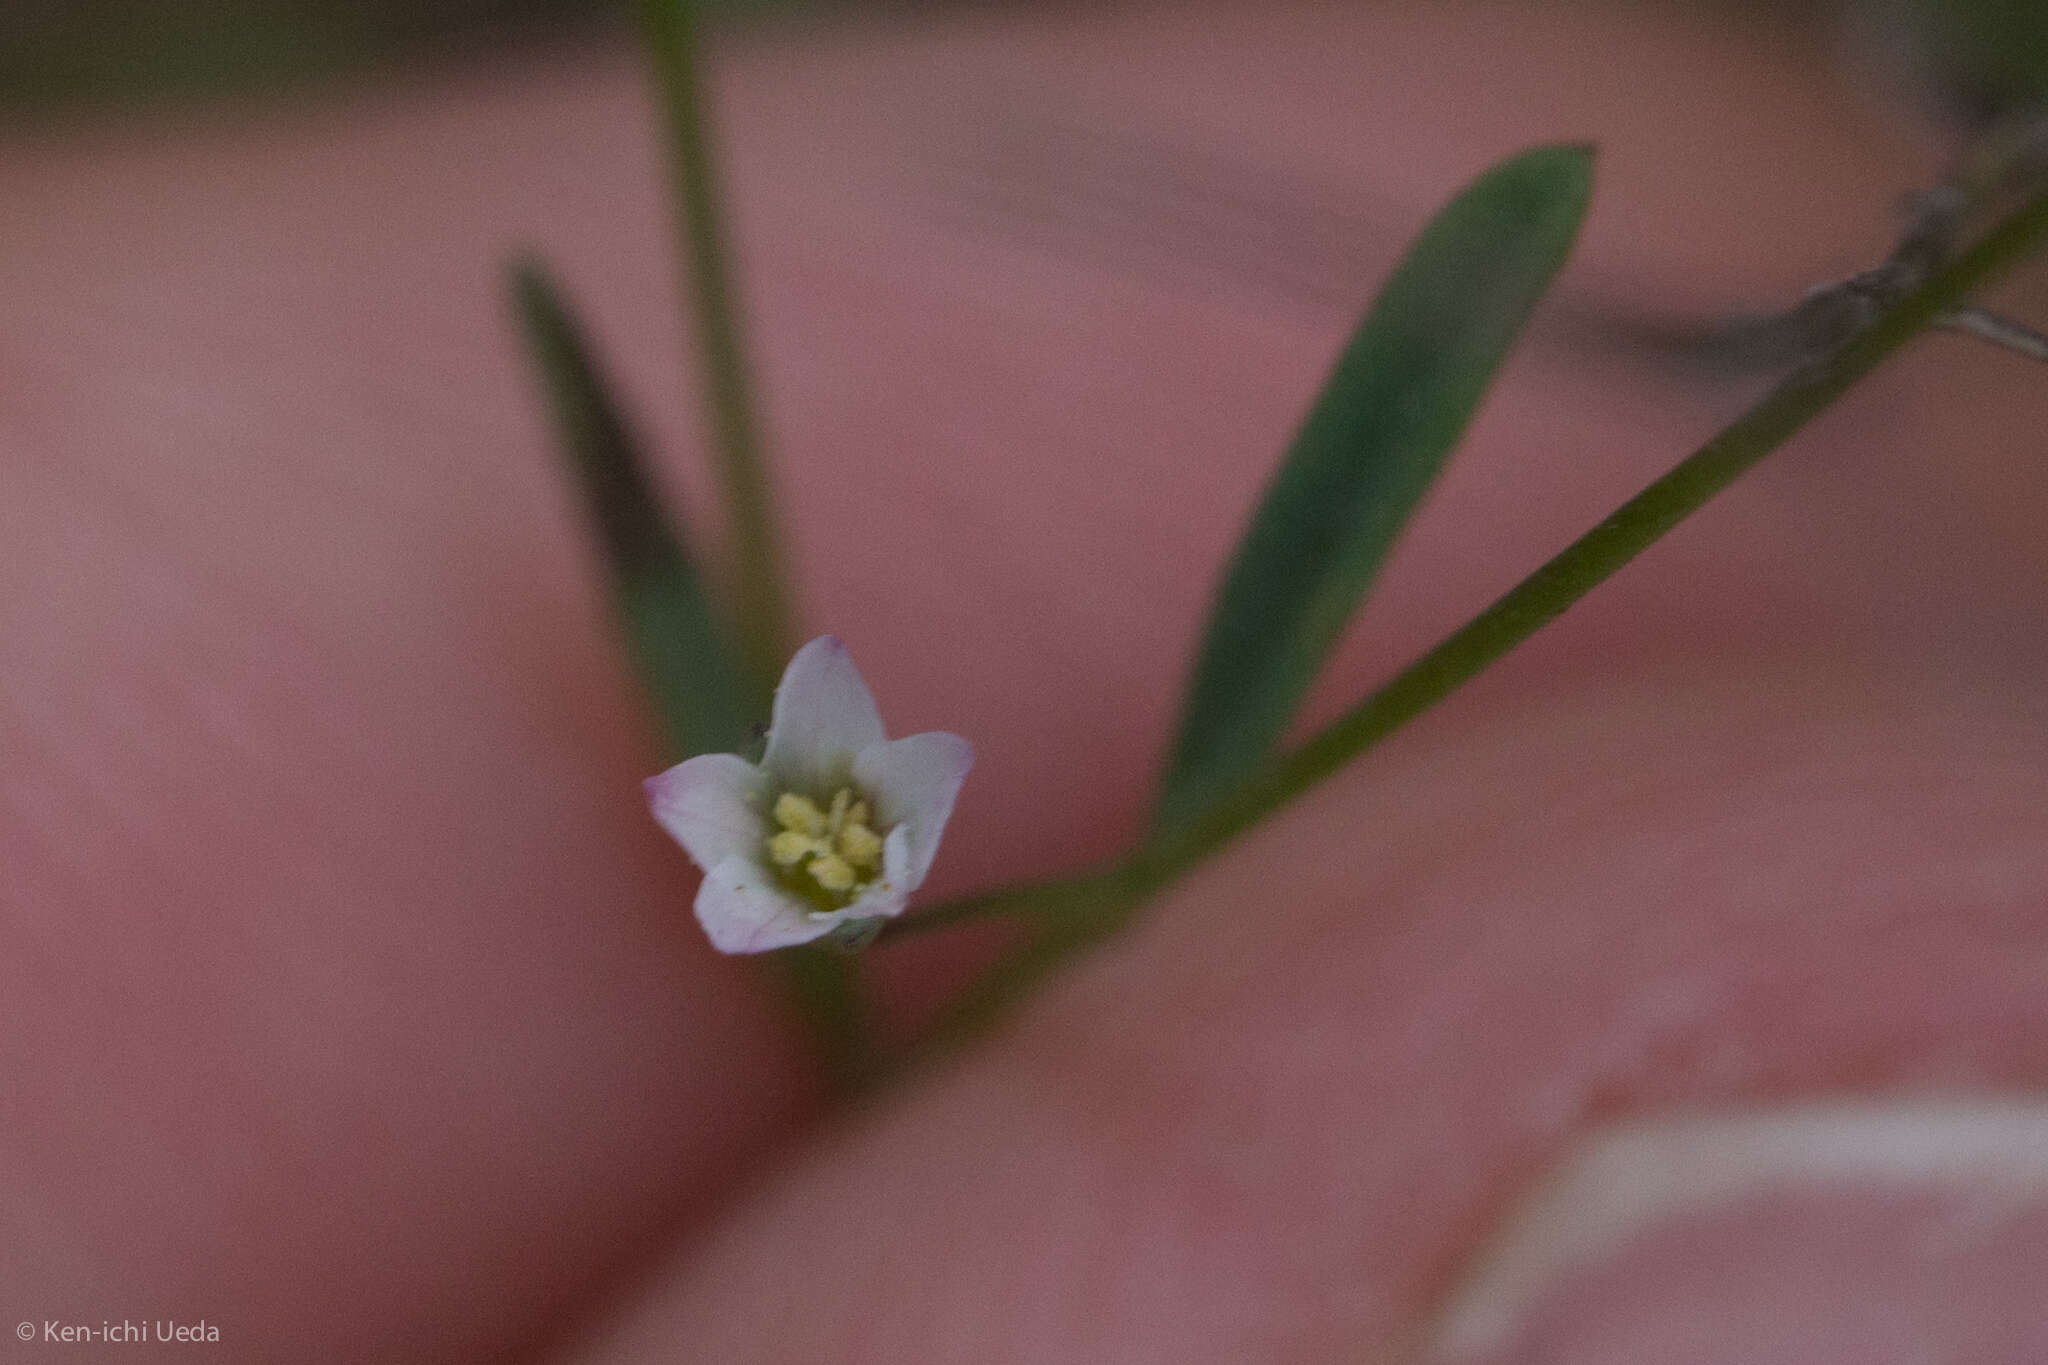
[645,635,973,953]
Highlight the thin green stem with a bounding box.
[898,180,2048,1033]
[879,864,1139,943]
[779,944,876,1093]
[885,865,1159,1050]
[639,0,859,1088]
[638,0,794,692]
[1144,181,2048,886]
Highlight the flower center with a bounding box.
[765,787,885,909]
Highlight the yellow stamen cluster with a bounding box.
[766,787,884,901]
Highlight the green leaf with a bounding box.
[510,257,760,758]
[1152,143,1594,837]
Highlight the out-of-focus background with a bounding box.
[0,0,900,111]
[1,0,2046,122]
[8,2,2048,1362]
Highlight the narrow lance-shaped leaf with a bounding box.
[510,258,760,759]
[1152,143,1594,837]
[515,261,871,1093]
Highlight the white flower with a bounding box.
[644,635,974,954]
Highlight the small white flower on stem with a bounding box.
[645,636,973,953]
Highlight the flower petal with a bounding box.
[762,636,886,792]
[644,753,768,872]
[853,730,973,892]
[693,855,838,954]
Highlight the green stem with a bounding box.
[778,944,875,1094]
[899,180,2048,1027]
[883,865,1156,1048]
[638,0,794,692]
[1145,181,2048,886]
[879,864,1138,942]
[639,0,861,1089]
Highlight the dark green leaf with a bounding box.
[1153,143,1594,836]
[510,257,760,758]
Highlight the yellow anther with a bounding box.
[808,853,856,893]
[774,792,827,837]
[837,820,882,868]
[766,829,820,867]
[765,786,888,905]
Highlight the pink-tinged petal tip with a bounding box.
[645,753,767,873]
[762,635,886,792]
